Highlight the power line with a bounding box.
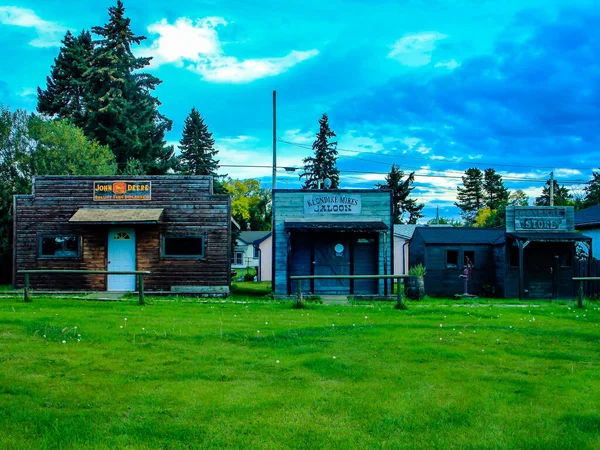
[277,138,599,172]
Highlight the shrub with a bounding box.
[408,264,427,276]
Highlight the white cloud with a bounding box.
[388,32,447,66]
[434,59,460,70]
[0,6,65,47]
[142,17,319,83]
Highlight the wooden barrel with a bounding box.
[405,276,425,300]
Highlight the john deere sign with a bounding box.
[93,181,151,201]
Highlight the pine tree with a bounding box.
[178,108,219,176]
[377,165,424,224]
[483,168,509,210]
[534,179,572,206]
[299,113,340,189]
[583,172,600,208]
[85,0,174,174]
[37,30,93,129]
[455,168,484,224]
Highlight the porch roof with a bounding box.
[284,220,388,231]
[507,231,591,242]
[69,208,164,224]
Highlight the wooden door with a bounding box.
[313,236,350,294]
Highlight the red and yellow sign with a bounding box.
[93,181,151,201]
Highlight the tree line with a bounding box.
[454,168,600,227]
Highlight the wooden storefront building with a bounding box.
[409,206,591,299]
[13,176,231,295]
[272,189,393,296]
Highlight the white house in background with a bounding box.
[232,231,272,281]
[393,224,417,274]
[257,233,272,282]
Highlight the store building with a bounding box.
[409,206,591,299]
[272,189,393,296]
[13,176,231,295]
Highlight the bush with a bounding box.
[243,273,256,282]
[408,264,427,276]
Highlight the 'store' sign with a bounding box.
[94,181,151,201]
[304,194,362,215]
[514,207,567,231]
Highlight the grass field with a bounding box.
[1,291,600,449]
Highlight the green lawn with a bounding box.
[1,294,600,449]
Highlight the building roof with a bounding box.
[238,231,271,245]
[575,204,600,228]
[393,224,417,239]
[415,227,505,245]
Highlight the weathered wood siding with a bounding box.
[14,176,230,291]
[273,189,392,295]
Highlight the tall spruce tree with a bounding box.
[299,113,340,189]
[86,1,174,174]
[37,30,93,129]
[37,1,174,174]
[583,172,600,208]
[178,108,218,176]
[534,179,572,206]
[377,165,424,224]
[455,168,484,224]
[483,168,509,210]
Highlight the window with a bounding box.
[232,251,243,265]
[253,246,260,259]
[162,235,204,258]
[39,235,80,258]
[446,250,458,268]
[464,251,475,267]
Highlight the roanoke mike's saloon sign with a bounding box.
[93,181,151,201]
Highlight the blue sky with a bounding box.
[1,0,599,221]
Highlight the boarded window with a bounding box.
[39,235,80,258]
[162,235,204,258]
[464,250,475,266]
[446,250,458,268]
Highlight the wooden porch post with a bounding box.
[518,240,524,301]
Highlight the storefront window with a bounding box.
[162,235,204,258]
[39,235,80,258]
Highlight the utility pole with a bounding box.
[272,90,277,190]
[549,171,554,206]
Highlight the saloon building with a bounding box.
[409,206,591,299]
[13,176,231,295]
[272,189,393,296]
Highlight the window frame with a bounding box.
[161,234,205,259]
[446,249,458,268]
[38,234,81,259]
[464,250,475,267]
[253,246,260,259]
[232,251,244,265]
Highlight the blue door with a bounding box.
[107,228,136,291]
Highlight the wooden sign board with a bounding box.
[303,194,362,215]
[506,206,574,232]
[94,181,151,201]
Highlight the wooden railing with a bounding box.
[289,274,412,309]
[18,270,151,305]
[572,277,600,309]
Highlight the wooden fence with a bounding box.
[574,259,600,298]
[18,270,151,305]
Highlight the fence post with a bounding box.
[296,279,303,309]
[24,273,31,303]
[138,274,145,306]
[578,280,583,309]
[396,277,407,310]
